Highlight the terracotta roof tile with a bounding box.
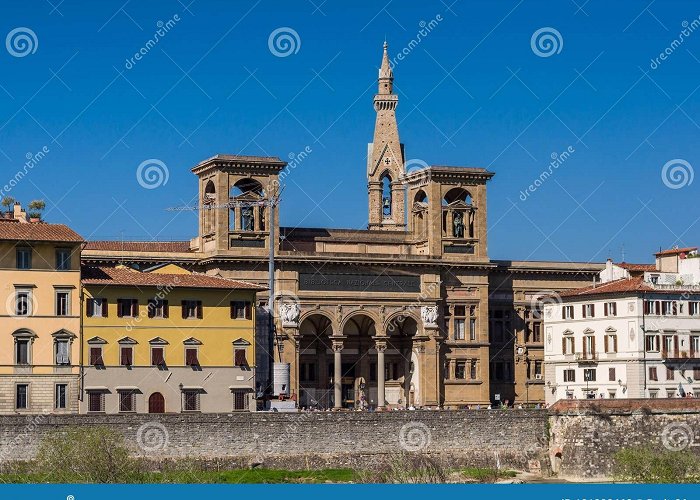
[0,222,83,243]
[558,277,655,298]
[656,247,698,256]
[84,241,192,253]
[81,266,265,290]
[617,262,656,272]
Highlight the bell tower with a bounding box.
[368,42,405,231]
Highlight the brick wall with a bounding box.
[0,410,548,470]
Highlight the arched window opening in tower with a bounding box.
[381,174,392,218]
[441,187,475,239]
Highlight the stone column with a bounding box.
[332,338,344,409]
[375,339,387,409]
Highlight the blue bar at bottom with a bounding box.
[1,484,700,500]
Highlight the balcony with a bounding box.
[663,350,700,363]
[575,352,599,364]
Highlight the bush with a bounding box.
[34,427,144,483]
[358,453,447,484]
[613,447,700,483]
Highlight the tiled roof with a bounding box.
[617,262,656,272]
[81,266,265,290]
[0,222,83,243]
[558,277,655,298]
[84,241,192,253]
[656,247,698,256]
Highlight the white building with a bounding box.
[544,247,700,404]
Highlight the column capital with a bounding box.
[373,338,388,352]
[331,336,346,352]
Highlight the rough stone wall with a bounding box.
[549,399,700,479]
[0,410,547,470]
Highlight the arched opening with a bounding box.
[381,173,392,218]
[203,181,216,234]
[230,178,264,232]
[338,314,377,409]
[442,187,475,239]
[386,315,419,408]
[148,392,165,413]
[412,190,428,239]
[298,314,333,409]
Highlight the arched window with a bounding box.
[442,188,474,239]
[414,190,428,204]
[230,179,264,232]
[381,174,392,217]
[203,181,215,234]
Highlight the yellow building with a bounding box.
[0,203,83,413]
[80,264,264,413]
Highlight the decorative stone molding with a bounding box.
[279,302,301,327]
[421,305,439,329]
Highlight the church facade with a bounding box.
[83,44,603,409]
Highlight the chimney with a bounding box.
[12,202,28,223]
[606,258,614,282]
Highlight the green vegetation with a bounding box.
[613,447,700,483]
[1,196,15,213]
[27,199,45,219]
[0,428,520,484]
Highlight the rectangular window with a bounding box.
[55,340,70,365]
[531,322,542,343]
[151,347,165,367]
[55,384,67,409]
[89,347,103,366]
[584,368,596,382]
[233,390,248,411]
[16,247,31,270]
[649,390,659,399]
[609,367,616,382]
[117,299,138,318]
[15,290,31,316]
[16,384,28,409]
[55,290,70,316]
[605,334,618,353]
[563,336,575,355]
[86,298,107,318]
[454,319,465,340]
[604,302,617,317]
[455,361,466,379]
[582,304,595,318]
[182,300,202,319]
[666,367,675,381]
[183,390,200,411]
[469,319,476,341]
[649,366,658,381]
[470,360,478,380]
[563,306,574,319]
[148,299,169,319]
[88,392,104,412]
[563,369,576,383]
[234,348,248,367]
[534,360,543,378]
[646,335,660,353]
[231,301,252,320]
[55,248,72,270]
[16,339,29,365]
[119,391,135,412]
[694,367,700,381]
[692,336,700,354]
[120,346,133,366]
[185,348,199,366]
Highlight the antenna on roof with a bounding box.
[621,244,626,263]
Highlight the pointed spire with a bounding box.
[378,41,393,94]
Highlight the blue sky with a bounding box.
[0,0,698,263]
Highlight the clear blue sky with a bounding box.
[0,0,698,263]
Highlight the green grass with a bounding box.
[0,468,359,485]
[460,468,518,482]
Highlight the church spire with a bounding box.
[378,41,393,94]
[367,41,405,231]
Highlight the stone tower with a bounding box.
[368,42,405,231]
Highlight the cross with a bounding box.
[384,158,391,165]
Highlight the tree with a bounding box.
[1,196,15,214]
[27,199,46,220]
